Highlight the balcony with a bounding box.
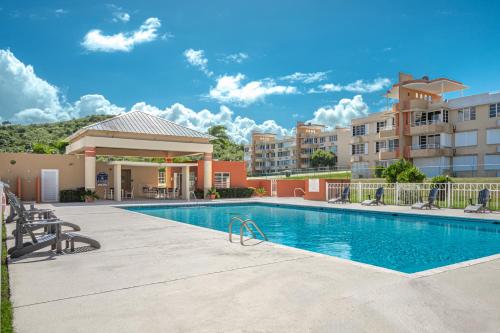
[350,136,363,144]
[378,126,397,139]
[378,148,400,160]
[409,144,453,158]
[350,155,364,163]
[407,120,453,136]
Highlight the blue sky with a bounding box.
[1,0,499,142]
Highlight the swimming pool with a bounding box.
[124,203,500,273]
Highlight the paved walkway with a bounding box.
[7,198,500,332]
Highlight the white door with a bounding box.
[41,169,59,202]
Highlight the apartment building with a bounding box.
[244,123,350,174]
[350,72,500,178]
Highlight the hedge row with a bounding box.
[60,187,86,202]
[216,187,254,198]
[194,187,254,199]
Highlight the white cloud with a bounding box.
[308,95,369,128]
[343,78,391,93]
[219,52,249,64]
[280,71,329,84]
[0,49,123,123]
[183,49,213,77]
[81,17,161,52]
[309,77,391,94]
[113,11,130,23]
[131,102,292,144]
[54,9,68,16]
[209,73,297,106]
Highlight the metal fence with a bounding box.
[326,182,500,210]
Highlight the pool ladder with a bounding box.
[228,216,268,245]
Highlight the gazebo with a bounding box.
[65,111,213,201]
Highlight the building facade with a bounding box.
[351,72,500,178]
[244,123,351,174]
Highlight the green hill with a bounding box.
[0,116,244,161]
[0,115,113,153]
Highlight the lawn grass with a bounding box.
[352,177,500,184]
[282,171,351,180]
[1,220,14,333]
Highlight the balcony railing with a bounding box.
[411,143,441,150]
[379,147,399,153]
[411,119,446,127]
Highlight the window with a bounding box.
[443,109,449,123]
[158,170,166,185]
[319,137,325,143]
[388,139,399,151]
[329,135,337,142]
[214,173,230,188]
[484,155,500,170]
[453,155,477,172]
[486,128,500,144]
[375,141,386,153]
[455,131,477,147]
[352,125,366,136]
[376,121,386,133]
[351,143,366,155]
[457,107,476,122]
[490,104,500,118]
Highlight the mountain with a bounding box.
[0,116,244,161]
[0,115,113,153]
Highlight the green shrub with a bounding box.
[382,159,425,183]
[60,187,86,202]
[396,166,426,183]
[374,165,385,178]
[216,188,254,198]
[431,175,453,184]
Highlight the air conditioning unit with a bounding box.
[497,145,500,153]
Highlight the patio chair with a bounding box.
[411,187,439,210]
[5,187,56,223]
[124,185,134,199]
[8,206,101,258]
[361,187,384,206]
[328,186,350,204]
[464,189,490,213]
[6,190,81,233]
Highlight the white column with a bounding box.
[84,147,96,190]
[182,166,190,200]
[114,164,122,201]
[203,153,212,196]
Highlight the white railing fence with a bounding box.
[326,182,500,210]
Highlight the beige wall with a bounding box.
[0,153,85,201]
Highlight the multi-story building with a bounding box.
[351,72,500,178]
[244,123,351,174]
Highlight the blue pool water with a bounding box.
[124,203,500,273]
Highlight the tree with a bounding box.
[310,149,336,167]
[382,159,426,183]
[207,125,243,161]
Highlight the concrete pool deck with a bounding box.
[6,198,500,332]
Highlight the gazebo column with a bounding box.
[203,153,212,196]
[182,166,190,200]
[84,147,96,190]
[114,164,122,201]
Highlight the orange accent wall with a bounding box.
[276,179,306,197]
[196,160,248,189]
[304,178,350,201]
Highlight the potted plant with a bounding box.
[82,189,99,203]
[254,187,267,197]
[206,187,220,200]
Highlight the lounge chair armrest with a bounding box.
[25,220,62,227]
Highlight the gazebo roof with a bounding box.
[67,110,213,141]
